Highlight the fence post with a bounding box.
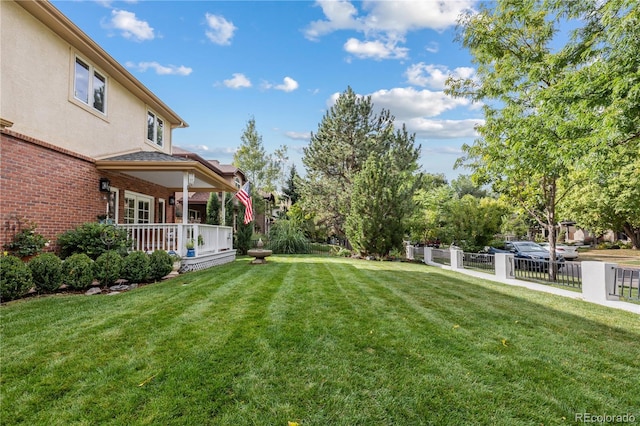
[450,249,464,270]
[495,253,515,280]
[582,261,619,303]
[406,245,415,260]
[424,247,433,264]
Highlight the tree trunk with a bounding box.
[622,223,639,250]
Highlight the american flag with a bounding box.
[235,182,253,224]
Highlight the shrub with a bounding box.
[28,253,63,293]
[94,251,124,287]
[0,255,33,302]
[62,254,94,290]
[122,251,150,283]
[3,222,47,258]
[148,250,173,281]
[58,223,129,260]
[267,220,310,254]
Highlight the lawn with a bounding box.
[1,256,639,425]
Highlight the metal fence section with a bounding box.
[613,267,640,300]
[431,249,451,266]
[462,252,495,272]
[512,258,582,288]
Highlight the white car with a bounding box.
[539,242,579,260]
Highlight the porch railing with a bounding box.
[117,223,233,257]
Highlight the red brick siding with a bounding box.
[1,131,175,252]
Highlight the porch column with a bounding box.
[182,171,189,225]
[220,191,226,226]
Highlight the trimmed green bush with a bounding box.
[62,254,94,290]
[148,250,173,281]
[58,223,129,260]
[0,256,33,302]
[94,251,124,287]
[122,251,150,283]
[28,253,63,293]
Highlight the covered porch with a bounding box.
[96,150,239,271]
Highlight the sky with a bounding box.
[51,0,483,183]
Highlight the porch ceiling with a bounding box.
[95,152,237,193]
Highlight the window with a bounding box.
[234,176,241,189]
[74,57,106,114]
[124,191,154,224]
[147,111,164,146]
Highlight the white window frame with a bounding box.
[147,110,165,147]
[158,198,166,224]
[107,187,119,223]
[72,55,107,115]
[123,191,155,224]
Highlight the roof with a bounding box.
[96,151,237,193]
[16,0,187,129]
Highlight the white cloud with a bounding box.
[284,131,311,141]
[326,87,482,140]
[109,10,154,41]
[405,63,475,90]
[425,41,439,53]
[263,77,300,92]
[304,0,475,59]
[205,13,236,45]
[368,87,471,119]
[275,77,300,92]
[305,1,362,40]
[343,38,408,60]
[223,73,252,89]
[407,118,483,139]
[126,61,192,76]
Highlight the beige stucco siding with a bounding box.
[0,1,175,158]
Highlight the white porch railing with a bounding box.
[117,224,233,257]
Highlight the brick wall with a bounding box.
[1,130,175,252]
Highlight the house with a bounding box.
[0,0,238,270]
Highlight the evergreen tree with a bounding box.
[301,86,420,239]
[206,192,221,225]
[282,165,301,205]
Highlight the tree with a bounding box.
[446,1,597,274]
[234,203,253,255]
[206,192,221,225]
[561,157,640,248]
[555,0,640,248]
[346,150,419,258]
[451,175,488,199]
[282,164,301,206]
[301,86,419,239]
[233,117,288,194]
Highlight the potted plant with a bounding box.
[185,239,195,257]
[169,252,182,272]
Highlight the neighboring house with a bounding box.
[0,1,237,269]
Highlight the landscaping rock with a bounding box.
[85,288,102,296]
[109,284,130,292]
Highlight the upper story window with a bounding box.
[234,176,241,189]
[74,57,106,114]
[147,111,164,147]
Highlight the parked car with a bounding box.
[487,241,564,272]
[538,242,579,260]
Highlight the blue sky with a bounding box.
[52,0,482,182]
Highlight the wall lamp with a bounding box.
[99,178,111,192]
[168,195,176,205]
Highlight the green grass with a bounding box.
[1,256,639,425]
